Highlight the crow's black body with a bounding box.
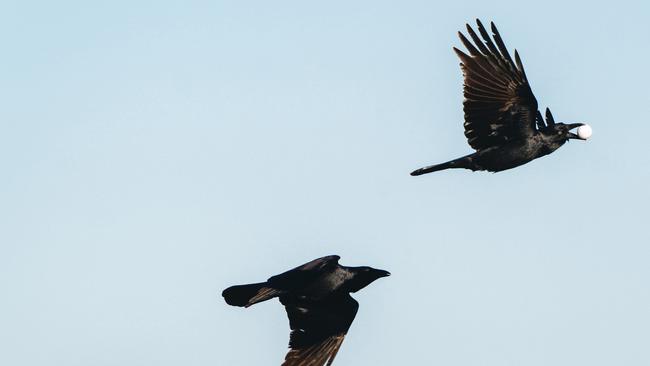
[411,20,587,175]
[222,255,390,366]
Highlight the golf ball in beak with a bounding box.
[577,124,592,140]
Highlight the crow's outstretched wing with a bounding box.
[281,294,359,366]
[267,255,341,291]
[454,19,540,151]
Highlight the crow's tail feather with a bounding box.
[410,161,455,175]
[222,282,283,307]
[410,156,474,176]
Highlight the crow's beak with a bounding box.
[567,123,584,139]
[377,269,391,277]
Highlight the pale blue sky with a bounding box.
[1,1,649,365]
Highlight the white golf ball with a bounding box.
[577,124,592,140]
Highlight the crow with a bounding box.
[222,255,390,366]
[411,19,589,175]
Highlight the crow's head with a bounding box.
[347,266,390,293]
[543,123,587,143]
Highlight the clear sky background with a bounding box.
[1,1,649,365]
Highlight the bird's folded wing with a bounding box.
[454,19,539,151]
[281,294,359,366]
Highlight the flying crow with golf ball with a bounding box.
[411,19,591,175]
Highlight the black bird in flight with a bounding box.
[411,19,590,175]
[222,255,390,366]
